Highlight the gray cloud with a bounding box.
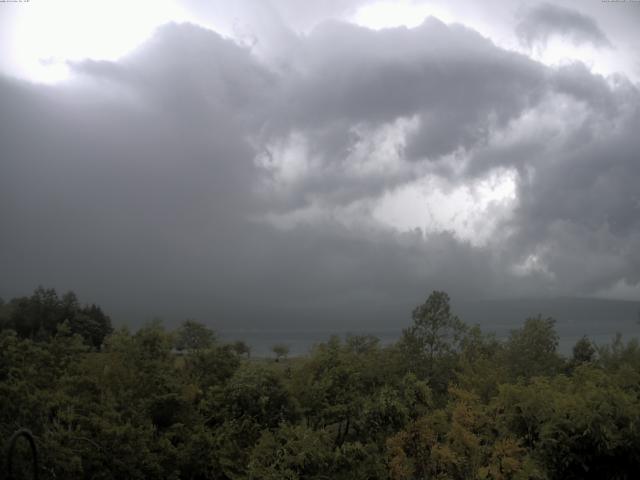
[252,18,548,212]
[1,14,640,331]
[506,95,640,294]
[280,19,544,129]
[516,2,612,49]
[0,22,504,329]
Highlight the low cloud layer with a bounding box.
[1,9,640,328]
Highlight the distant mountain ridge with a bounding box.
[456,296,640,332]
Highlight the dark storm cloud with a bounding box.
[276,19,545,135]
[516,2,612,49]
[506,93,640,293]
[550,62,618,115]
[74,24,275,128]
[1,15,640,328]
[0,25,262,320]
[253,18,549,211]
[0,22,506,327]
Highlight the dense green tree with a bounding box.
[457,325,508,402]
[272,343,290,362]
[222,364,295,429]
[185,344,241,391]
[291,337,362,436]
[345,334,380,354]
[387,386,544,480]
[2,288,640,479]
[231,340,251,358]
[496,366,640,479]
[174,319,217,352]
[68,308,112,348]
[597,334,640,373]
[0,287,112,347]
[247,424,335,479]
[569,335,596,371]
[504,315,563,380]
[399,291,467,395]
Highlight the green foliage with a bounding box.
[291,336,368,435]
[387,387,545,480]
[495,366,640,479]
[399,291,467,397]
[457,325,508,402]
[505,316,563,380]
[231,340,251,358]
[597,334,640,373]
[404,291,467,361]
[0,287,112,348]
[2,289,640,479]
[223,364,295,429]
[567,335,597,373]
[247,424,334,479]
[272,343,290,361]
[185,344,241,390]
[572,336,596,363]
[174,319,217,352]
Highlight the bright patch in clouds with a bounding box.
[255,117,417,193]
[254,132,318,189]
[256,119,519,248]
[512,252,555,280]
[10,0,187,83]
[525,37,613,78]
[352,0,452,29]
[373,169,517,246]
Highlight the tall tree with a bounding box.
[571,336,596,365]
[1,287,112,348]
[505,315,562,379]
[231,340,251,358]
[400,291,467,393]
[272,343,290,362]
[174,319,216,352]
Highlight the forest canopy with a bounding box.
[1,288,640,479]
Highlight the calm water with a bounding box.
[219,298,640,357]
[219,326,636,358]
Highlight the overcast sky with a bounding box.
[1,0,640,328]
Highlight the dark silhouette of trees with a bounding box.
[1,288,640,479]
[271,343,290,362]
[505,315,562,379]
[231,339,251,358]
[0,287,112,348]
[174,318,216,352]
[572,335,596,364]
[399,291,467,395]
